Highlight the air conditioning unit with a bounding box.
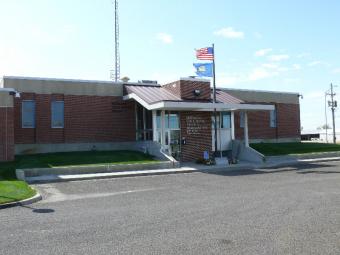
[138,80,158,84]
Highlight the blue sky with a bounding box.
[0,0,340,130]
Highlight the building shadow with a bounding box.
[201,162,340,177]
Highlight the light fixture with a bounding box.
[193,89,201,96]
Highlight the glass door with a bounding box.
[212,112,232,156]
[169,130,181,160]
[156,111,181,160]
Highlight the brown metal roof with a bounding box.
[125,85,243,104]
[215,90,243,104]
[125,85,181,104]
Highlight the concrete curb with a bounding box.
[25,156,340,184]
[266,151,340,161]
[0,191,42,209]
[26,168,199,184]
[16,161,179,181]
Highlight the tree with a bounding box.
[322,124,331,130]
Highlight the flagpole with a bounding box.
[212,43,218,159]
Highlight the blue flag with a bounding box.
[193,63,213,77]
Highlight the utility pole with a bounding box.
[324,92,328,143]
[327,83,337,144]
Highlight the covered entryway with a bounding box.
[124,82,275,162]
[212,112,234,156]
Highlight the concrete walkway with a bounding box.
[25,153,340,183]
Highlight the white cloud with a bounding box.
[304,91,324,100]
[284,78,300,84]
[268,54,290,62]
[292,64,301,70]
[253,32,263,39]
[308,60,330,67]
[156,33,173,44]
[217,59,300,86]
[217,75,243,85]
[248,68,277,81]
[254,48,272,57]
[214,27,244,39]
[308,61,322,66]
[297,52,310,58]
[332,68,340,74]
[261,63,279,69]
[218,65,280,85]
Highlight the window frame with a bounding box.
[51,101,65,129]
[221,112,231,129]
[240,111,245,128]
[270,109,277,128]
[21,100,36,128]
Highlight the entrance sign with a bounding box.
[186,116,208,135]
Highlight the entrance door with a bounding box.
[155,111,181,160]
[212,112,232,155]
[169,130,181,160]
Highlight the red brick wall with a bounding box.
[180,111,212,161]
[163,80,211,101]
[162,81,181,98]
[179,80,211,101]
[277,103,300,138]
[0,107,14,162]
[14,93,136,144]
[235,103,300,141]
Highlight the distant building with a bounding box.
[0,76,301,162]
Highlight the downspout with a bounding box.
[275,103,279,142]
[5,101,8,161]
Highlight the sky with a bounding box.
[0,0,340,130]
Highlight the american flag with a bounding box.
[196,47,214,60]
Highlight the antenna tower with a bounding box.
[113,0,120,82]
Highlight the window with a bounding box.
[240,111,245,128]
[212,112,231,129]
[168,112,179,129]
[270,109,277,128]
[22,101,35,128]
[51,101,64,128]
[221,112,231,129]
[136,103,153,141]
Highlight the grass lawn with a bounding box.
[0,161,36,205]
[15,150,158,169]
[0,150,157,205]
[251,142,340,156]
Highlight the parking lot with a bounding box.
[1,160,340,254]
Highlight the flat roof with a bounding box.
[220,87,299,95]
[2,76,159,86]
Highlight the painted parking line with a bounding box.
[39,186,162,204]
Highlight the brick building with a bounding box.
[0,76,301,162]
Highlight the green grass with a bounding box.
[15,150,158,169]
[0,150,157,205]
[0,180,36,205]
[251,142,340,156]
[0,161,36,205]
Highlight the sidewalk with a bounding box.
[25,153,340,183]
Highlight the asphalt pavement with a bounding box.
[1,160,340,255]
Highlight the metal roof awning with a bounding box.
[123,93,274,111]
